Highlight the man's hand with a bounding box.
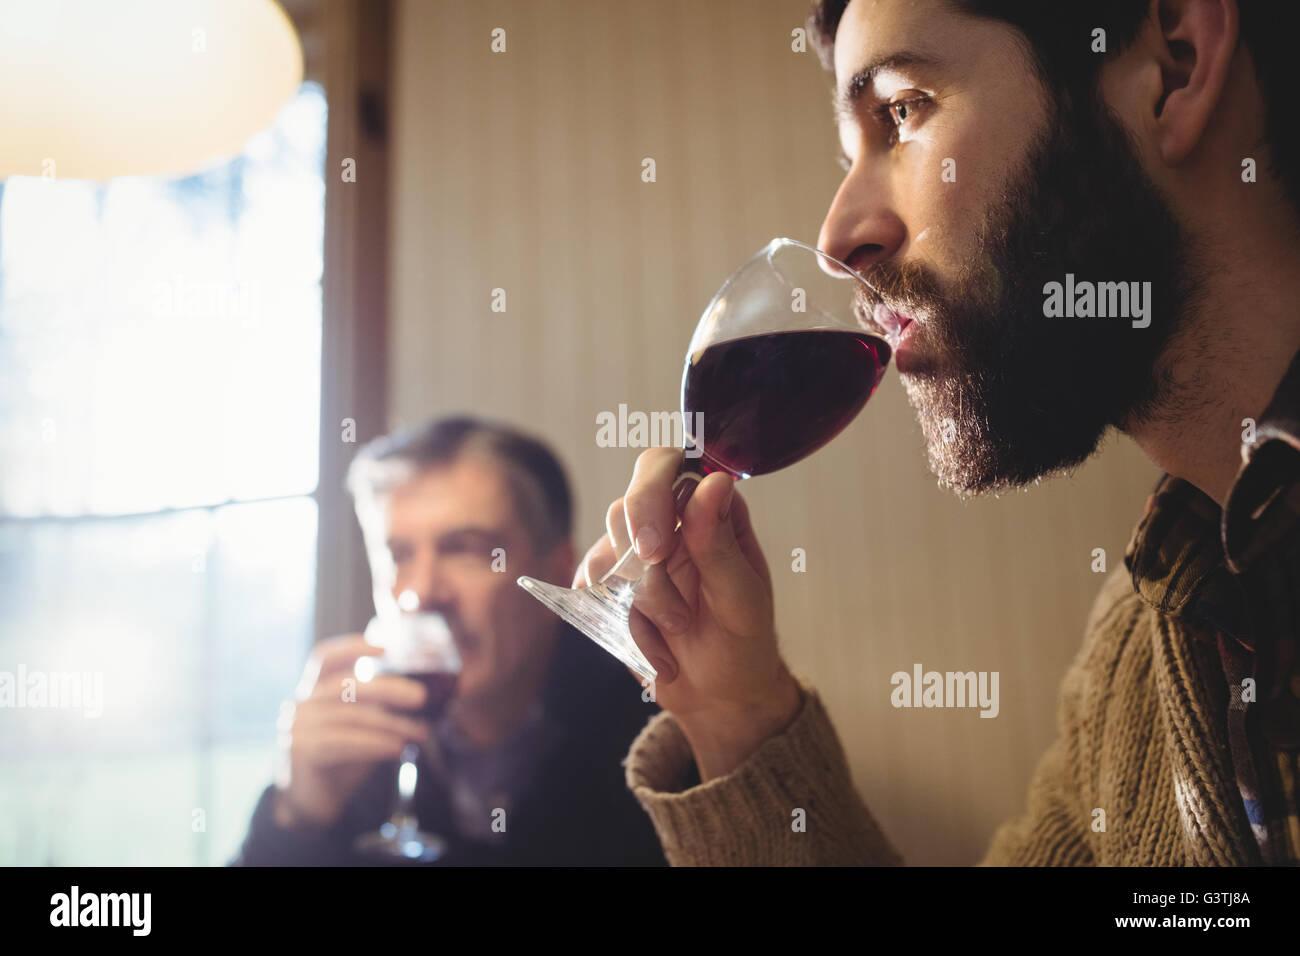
[272,634,431,829]
[575,447,803,781]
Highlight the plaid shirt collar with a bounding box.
[1123,348,1300,640]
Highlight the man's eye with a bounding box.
[880,96,928,129]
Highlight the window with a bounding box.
[0,84,327,865]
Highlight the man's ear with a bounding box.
[1149,0,1238,164]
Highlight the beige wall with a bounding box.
[388,0,1161,864]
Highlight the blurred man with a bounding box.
[234,416,664,865]
[583,0,1300,865]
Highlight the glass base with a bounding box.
[354,819,447,863]
[516,576,658,684]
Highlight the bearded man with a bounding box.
[577,0,1300,865]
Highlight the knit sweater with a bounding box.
[623,564,1259,865]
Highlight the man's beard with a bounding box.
[856,90,1204,496]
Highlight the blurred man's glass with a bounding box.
[353,605,461,862]
[517,238,893,682]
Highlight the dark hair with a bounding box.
[808,0,1300,216]
[346,415,573,553]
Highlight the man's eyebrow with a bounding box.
[436,526,505,545]
[832,51,942,121]
[385,526,504,550]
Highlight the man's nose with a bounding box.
[816,160,906,278]
[406,557,456,612]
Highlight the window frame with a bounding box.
[312,0,393,643]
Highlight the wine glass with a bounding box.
[352,605,461,863]
[516,237,893,683]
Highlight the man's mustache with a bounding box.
[851,260,946,327]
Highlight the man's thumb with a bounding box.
[682,474,744,575]
[681,474,767,628]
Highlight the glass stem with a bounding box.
[393,741,420,827]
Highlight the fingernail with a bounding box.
[635,525,661,560]
[718,478,736,521]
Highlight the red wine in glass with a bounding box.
[517,238,894,683]
[402,670,459,720]
[681,328,890,479]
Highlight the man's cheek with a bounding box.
[917,118,991,206]
[457,657,492,701]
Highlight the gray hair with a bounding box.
[346,415,573,554]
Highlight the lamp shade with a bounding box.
[0,0,302,181]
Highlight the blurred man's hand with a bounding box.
[272,634,431,829]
